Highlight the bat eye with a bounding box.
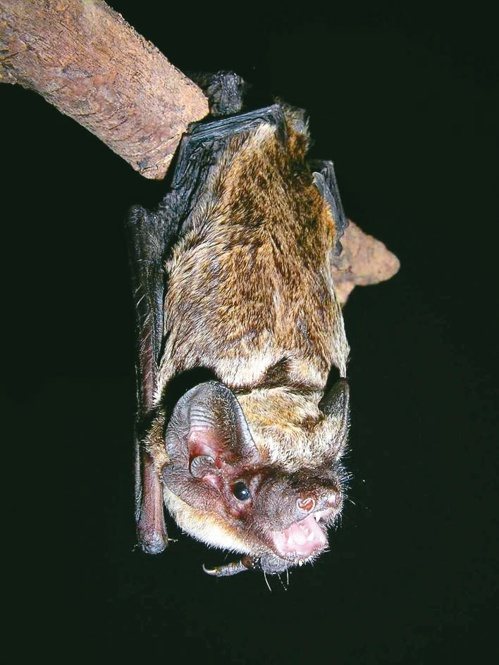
[233,480,251,501]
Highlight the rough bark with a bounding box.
[332,221,400,305]
[0,0,209,179]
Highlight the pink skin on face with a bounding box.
[270,514,328,559]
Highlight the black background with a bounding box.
[2,2,497,662]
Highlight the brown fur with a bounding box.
[157,116,347,396]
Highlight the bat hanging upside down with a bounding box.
[127,77,351,577]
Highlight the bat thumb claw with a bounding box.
[202,558,251,577]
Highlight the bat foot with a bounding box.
[189,71,246,117]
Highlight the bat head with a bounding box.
[162,380,349,576]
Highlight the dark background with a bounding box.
[2,2,497,662]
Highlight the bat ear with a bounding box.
[165,381,259,476]
[316,379,350,457]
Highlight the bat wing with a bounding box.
[310,159,348,254]
[126,207,172,553]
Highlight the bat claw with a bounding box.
[202,557,253,577]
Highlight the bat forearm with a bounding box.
[136,450,168,555]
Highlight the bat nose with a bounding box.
[296,496,316,513]
[325,489,341,509]
[312,487,341,512]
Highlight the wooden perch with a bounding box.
[332,221,400,305]
[0,0,399,296]
[0,0,209,179]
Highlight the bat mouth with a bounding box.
[269,509,333,561]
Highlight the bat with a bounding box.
[127,75,351,577]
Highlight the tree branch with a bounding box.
[0,0,209,179]
[332,221,401,305]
